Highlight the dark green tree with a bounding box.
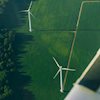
[0,71,12,100]
[0,1,17,99]
[0,28,14,99]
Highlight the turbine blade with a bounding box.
[27,12,32,32]
[59,69,63,93]
[29,1,33,10]
[30,12,36,19]
[53,57,60,68]
[19,10,28,13]
[62,68,76,71]
[53,70,60,79]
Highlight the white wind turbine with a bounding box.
[53,57,76,93]
[20,1,35,32]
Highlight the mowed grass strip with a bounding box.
[16,31,74,100]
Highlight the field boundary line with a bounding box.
[33,30,76,33]
[63,0,100,90]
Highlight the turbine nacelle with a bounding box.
[20,1,35,32]
[53,57,76,93]
[53,57,75,79]
[20,1,32,13]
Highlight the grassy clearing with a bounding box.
[9,0,100,100]
[15,31,73,100]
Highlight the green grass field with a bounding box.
[16,31,73,100]
[7,0,100,100]
[19,0,83,31]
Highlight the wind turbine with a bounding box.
[53,57,76,93]
[20,1,35,32]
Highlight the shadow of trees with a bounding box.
[7,33,35,100]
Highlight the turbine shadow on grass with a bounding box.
[8,33,35,100]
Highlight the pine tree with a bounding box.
[0,28,14,99]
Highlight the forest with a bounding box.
[0,0,14,99]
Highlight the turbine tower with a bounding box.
[53,57,76,93]
[20,1,35,32]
